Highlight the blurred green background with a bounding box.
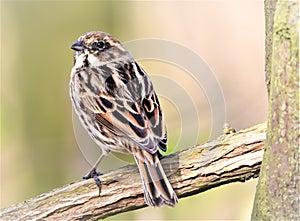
[1,1,267,220]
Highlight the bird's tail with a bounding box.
[134,151,178,207]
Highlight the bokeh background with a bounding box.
[1,1,267,220]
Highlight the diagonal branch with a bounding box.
[1,123,266,221]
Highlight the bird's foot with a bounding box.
[83,168,103,196]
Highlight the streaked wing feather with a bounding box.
[77,62,167,153]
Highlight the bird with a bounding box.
[69,31,178,207]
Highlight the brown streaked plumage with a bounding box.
[69,31,178,207]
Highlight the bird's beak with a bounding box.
[70,40,85,51]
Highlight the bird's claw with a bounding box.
[83,168,102,196]
[83,168,102,179]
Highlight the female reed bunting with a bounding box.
[70,31,178,207]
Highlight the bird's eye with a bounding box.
[96,40,105,49]
[91,40,106,50]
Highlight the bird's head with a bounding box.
[71,31,130,66]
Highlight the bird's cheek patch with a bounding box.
[88,54,103,67]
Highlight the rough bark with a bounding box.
[251,0,299,220]
[1,123,266,221]
[264,0,277,92]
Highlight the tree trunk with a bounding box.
[251,0,299,220]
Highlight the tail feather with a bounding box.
[134,152,178,207]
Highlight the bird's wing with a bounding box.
[77,61,167,153]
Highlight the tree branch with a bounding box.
[1,123,266,221]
